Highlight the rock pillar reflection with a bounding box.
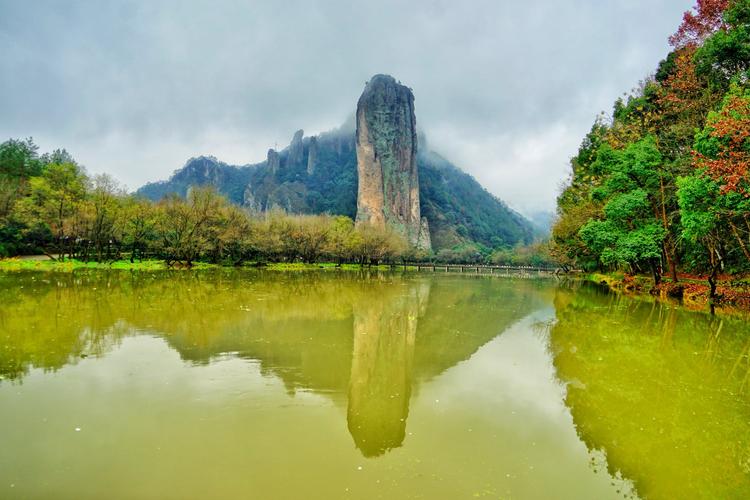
[347,280,430,457]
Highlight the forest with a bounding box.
[553,0,750,299]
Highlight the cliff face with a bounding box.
[355,75,430,250]
[287,129,305,167]
[306,136,318,176]
[137,75,535,250]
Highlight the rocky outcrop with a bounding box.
[355,74,431,250]
[307,136,318,176]
[243,183,261,212]
[347,280,431,456]
[287,129,305,168]
[418,216,431,250]
[137,76,535,250]
[267,182,307,213]
[267,148,280,175]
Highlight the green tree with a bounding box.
[15,161,88,258]
[157,187,224,266]
[121,196,159,263]
[695,0,750,83]
[578,137,667,283]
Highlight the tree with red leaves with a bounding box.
[659,47,704,115]
[694,86,750,194]
[669,0,730,48]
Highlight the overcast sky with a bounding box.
[0,0,692,214]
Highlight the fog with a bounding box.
[0,0,692,213]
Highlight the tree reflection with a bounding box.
[550,282,750,499]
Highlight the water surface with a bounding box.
[0,270,748,499]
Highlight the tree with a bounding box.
[552,120,610,270]
[325,216,356,263]
[680,84,750,304]
[213,204,253,265]
[157,187,224,266]
[87,174,124,262]
[0,137,42,180]
[0,138,43,219]
[669,0,730,49]
[294,215,331,264]
[121,196,159,263]
[349,224,406,265]
[198,201,254,265]
[676,175,746,311]
[694,84,750,194]
[15,161,88,258]
[578,137,667,283]
[694,0,750,81]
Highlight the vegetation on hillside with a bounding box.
[136,128,535,253]
[418,150,534,249]
[553,0,750,304]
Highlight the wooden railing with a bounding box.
[389,263,563,274]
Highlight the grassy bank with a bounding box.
[583,272,750,315]
[0,258,419,273]
[0,258,217,272]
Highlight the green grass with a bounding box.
[0,258,215,272]
[0,258,419,273]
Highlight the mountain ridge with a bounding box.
[137,74,534,251]
[136,126,534,250]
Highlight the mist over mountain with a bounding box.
[138,127,534,251]
[138,78,534,251]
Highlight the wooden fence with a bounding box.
[389,263,563,274]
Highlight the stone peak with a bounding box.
[368,73,396,84]
[363,74,408,92]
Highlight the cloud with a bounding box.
[0,0,692,212]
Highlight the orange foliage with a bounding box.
[658,47,703,116]
[694,93,750,194]
[669,0,729,48]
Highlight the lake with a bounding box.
[0,270,748,499]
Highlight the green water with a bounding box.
[0,271,748,499]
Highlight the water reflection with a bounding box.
[550,282,750,499]
[348,281,429,456]
[0,270,541,457]
[6,271,750,497]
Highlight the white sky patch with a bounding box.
[428,123,582,214]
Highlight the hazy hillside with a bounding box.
[137,128,533,250]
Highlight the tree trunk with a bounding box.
[707,243,723,316]
[658,175,677,282]
[729,221,750,262]
[708,265,719,316]
[651,259,662,287]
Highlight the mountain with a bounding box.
[137,77,534,251]
[528,211,555,237]
[137,155,258,204]
[354,75,431,250]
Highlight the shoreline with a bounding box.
[0,257,558,274]
[0,258,414,273]
[5,257,750,317]
[582,272,750,318]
